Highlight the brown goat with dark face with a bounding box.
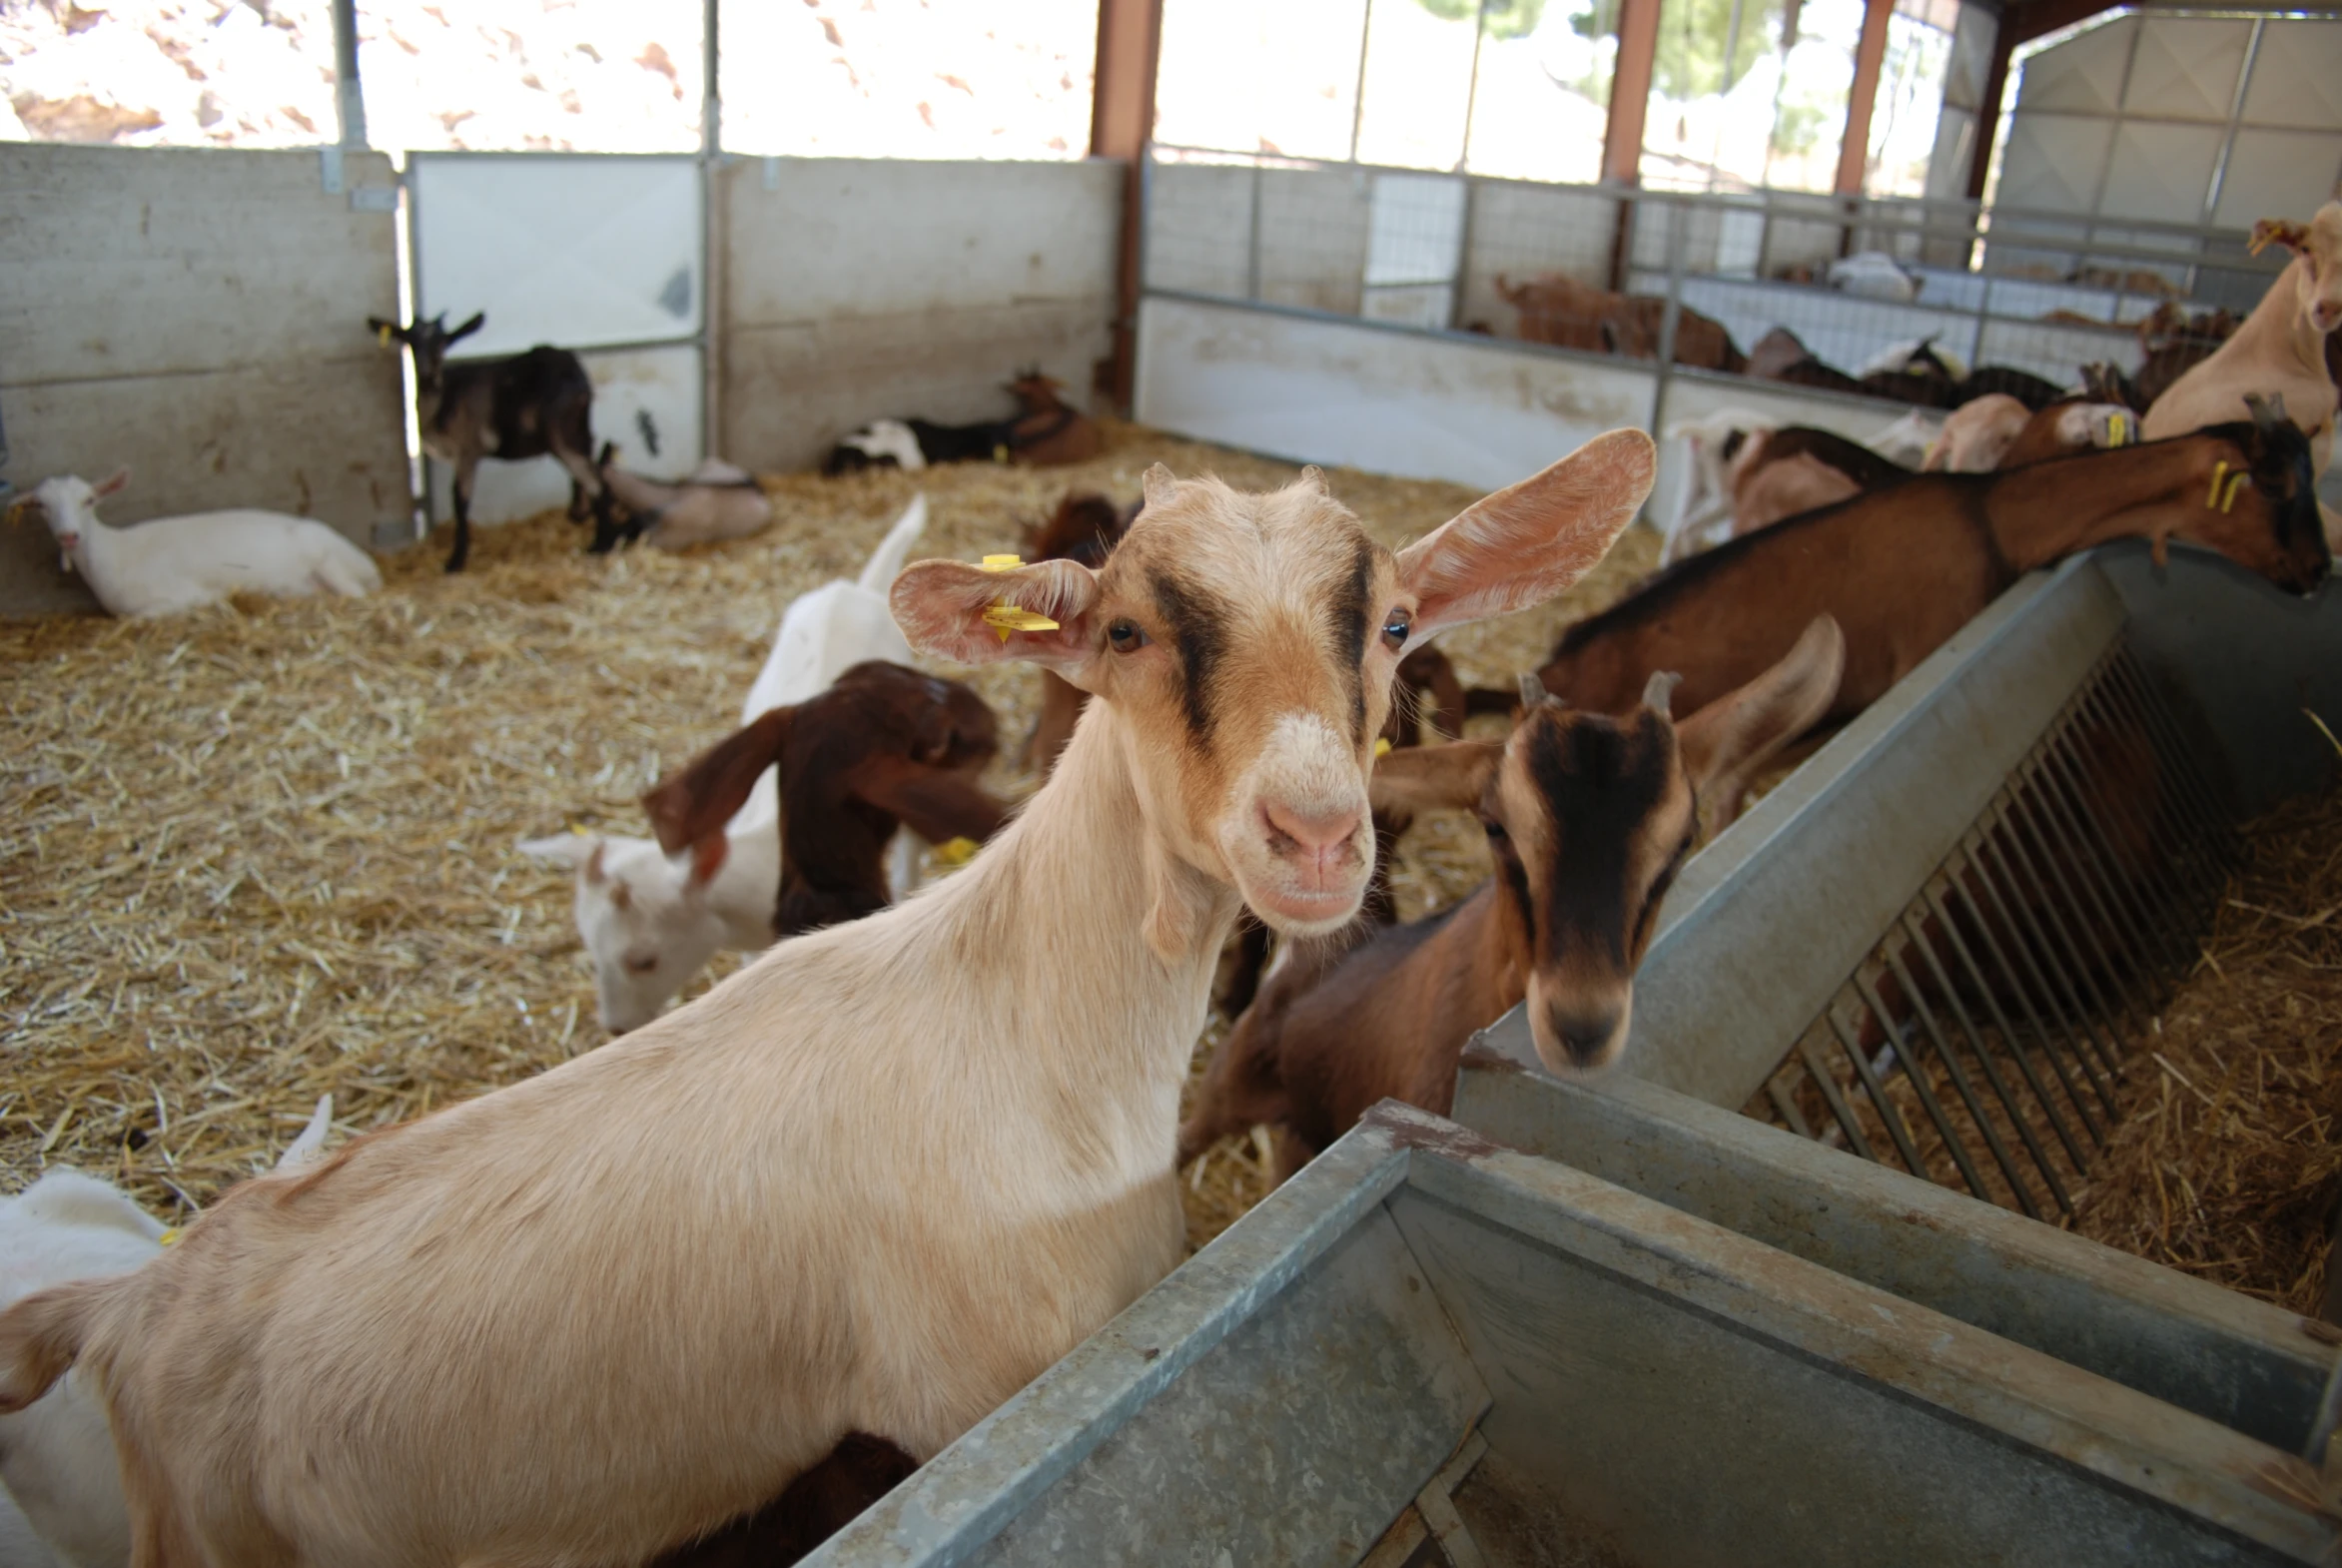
[1180,616,1845,1177]
[367,312,623,573]
[1526,408,2329,728]
[643,661,1007,937]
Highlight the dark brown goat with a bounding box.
[647,1433,918,1568]
[1180,616,1845,1177]
[1521,408,2329,730]
[368,312,620,573]
[644,661,1008,936]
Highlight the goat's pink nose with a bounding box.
[1262,800,1363,858]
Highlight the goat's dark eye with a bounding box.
[1381,609,1411,651]
[1480,817,1507,842]
[624,955,657,975]
[1108,618,1150,652]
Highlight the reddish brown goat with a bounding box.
[644,661,1009,936]
[1523,408,2329,729]
[1496,273,1746,373]
[1180,616,1846,1176]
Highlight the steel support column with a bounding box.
[1091,0,1166,415]
[1835,0,1896,195]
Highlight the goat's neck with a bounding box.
[709,827,781,949]
[923,701,1241,1097]
[1992,437,2229,568]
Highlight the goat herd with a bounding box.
[3,205,2341,1568]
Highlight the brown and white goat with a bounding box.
[0,434,1654,1568]
[369,312,621,572]
[644,660,1008,937]
[1526,406,2329,729]
[597,444,774,551]
[1181,615,1845,1176]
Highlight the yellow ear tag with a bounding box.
[158,1227,181,1247]
[1373,736,1393,758]
[2108,411,2127,447]
[993,443,1011,463]
[978,553,1060,642]
[934,836,980,868]
[2206,460,2229,509]
[2224,469,2248,512]
[376,324,392,348]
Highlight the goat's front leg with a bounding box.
[446,456,477,573]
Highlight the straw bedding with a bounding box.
[2063,785,2342,1312]
[0,417,1657,1254]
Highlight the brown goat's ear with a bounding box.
[641,709,791,857]
[890,558,1101,679]
[1368,740,1503,817]
[1677,614,1845,832]
[850,761,1009,846]
[1397,429,1654,638]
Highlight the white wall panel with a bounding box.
[2241,22,2342,132]
[1993,113,2112,214]
[2212,130,2342,232]
[426,343,702,525]
[409,155,701,357]
[1136,295,1655,494]
[2120,19,2247,124]
[2097,121,2223,222]
[2013,16,2132,116]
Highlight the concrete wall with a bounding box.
[719,157,1121,472]
[1135,294,1658,493]
[0,144,408,617]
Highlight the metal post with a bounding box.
[331,0,366,148]
[700,0,722,464]
[1246,161,1264,303]
[1348,0,1375,164]
[1648,196,1686,457]
[1457,0,1492,173]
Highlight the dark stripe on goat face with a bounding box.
[1150,568,1228,745]
[1325,539,1376,743]
[1522,713,1679,974]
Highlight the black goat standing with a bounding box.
[369,312,628,571]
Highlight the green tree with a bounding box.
[1648,0,1788,100]
[1415,0,1551,43]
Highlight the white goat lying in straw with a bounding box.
[519,494,931,1034]
[0,433,1655,1568]
[0,1099,332,1568]
[16,470,381,618]
[595,446,775,551]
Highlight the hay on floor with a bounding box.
[0,416,1658,1255]
[2063,785,2342,1312]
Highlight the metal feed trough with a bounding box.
[806,542,2342,1567]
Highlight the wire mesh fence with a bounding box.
[1144,145,2289,436]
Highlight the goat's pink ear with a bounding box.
[1677,614,1845,832]
[1396,429,1654,638]
[890,558,1100,675]
[686,833,728,889]
[93,467,130,498]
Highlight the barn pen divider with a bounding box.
[1747,638,2244,1221]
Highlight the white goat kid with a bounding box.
[0,1100,331,1568]
[24,471,380,618]
[1661,407,1774,564]
[519,495,931,1034]
[0,435,1654,1568]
